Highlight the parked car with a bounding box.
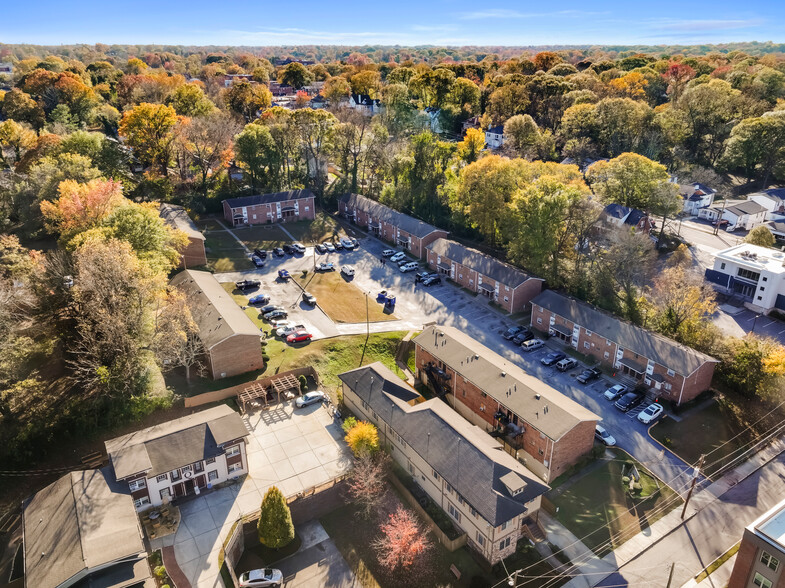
[422,275,442,286]
[594,424,617,447]
[248,294,270,305]
[260,304,283,315]
[251,255,265,268]
[292,242,306,254]
[513,330,534,345]
[390,251,406,263]
[277,269,290,280]
[254,248,267,260]
[503,326,525,340]
[323,241,335,252]
[382,249,395,257]
[333,240,344,250]
[349,237,359,248]
[276,323,305,337]
[273,247,285,257]
[235,279,261,291]
[295,390,326,408]
[282,244,294,254]
[287,330,313,343]
[603,384,628,401]
[302,292,317,305]
[541,351,566,366]
[264,309,288,320]
[556,358,578,372]
[269,318,292,329]
[576,367,602,384]
[521,339,544,352]
[341,265,355,277]
[239,568,283,588]
[637,403,664,424]
[615,392,644,412]
[340,237,355,250]
[415,270,433,283]
[315,243,327,254]
[400,261,419,273]
[316,262,335,272]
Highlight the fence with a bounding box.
[219,520,244,588]
[388,474,468,552]
[184,366,320,408]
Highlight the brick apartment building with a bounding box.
[729,497,785,588]
[170,270,264,379]
[412,326,599,482]
[223,190,316,226]
[338,193,448,258]
[159,203,207,268]
[340,362,549,563]
[426,238,544,313]
[106,405,250,510]
[531,290,717,405]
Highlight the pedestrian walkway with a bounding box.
[213,218,251,254]
[681,552,738,588]
[162,544,192,588]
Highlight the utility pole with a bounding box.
[665,562,675,588]
[681,454,705,520]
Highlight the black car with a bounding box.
[282,244,294,254]
[254,248,268,260]
[251,255,265,268]
[615,392,644,412]
[503,326,524,340]
[512,330,534,345]
[333,240,344,250]
[540,351,566,367]
[260,304,283,314]
[576,367,602,384]
[235,279,261,291]
[423,275,442,286]
[415,270,433,283]
[273,247,285,257]
[315,243,327,254]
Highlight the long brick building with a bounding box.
[159,203,207,268]
[426,238,544,313]
[531,290,717,405]
[223,190,316,226]
[412,326,599,482]
[338,193,448,258]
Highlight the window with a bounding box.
[505,286,509,292]
[539,449,544,456]
[208,470,219,481]
[537,317,543,324]
[134,497,151,509]
[194,462,204,473]
[228,462,243,474]
[737,268,761,282]
[585,330,592,336]
[252,214,257,220]
[305,206,310,211]
[753,573,772,588]
[584,342,590,349]
[664,383,672,391]
[763,276,768,282]
[499,537,511,550]
[206,457,216,465]
[446,483,454,495]
[760,287,765,292]
[226,445,240,458]
[170,469,181,482]
[604,352,610,359]
[432,469,440,481]
[720,262,726,270]
[504,296,509,302]
[501,521,508,531]
[447,503,462,522]
[606,339,612,346]
[758,296,763,301]
[128,479,146,492]
[408,461,415,475]
[156,473,168,483]
[761,552,780,572]
[476,531,485,547]
[160,488,172,500]
[471,507,478,518]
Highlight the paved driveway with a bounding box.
[151,401,353,588]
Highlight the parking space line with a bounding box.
[764,320,776,328]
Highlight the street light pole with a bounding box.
[752,314,762,333]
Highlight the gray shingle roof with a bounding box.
[426,239,540,288]
[724,200,767,217]
[23,469,148,588]
[159,203,205,241]
[106,405,249,479]
[169,270,261,350]
[339,363,549,526]
[413,326,598,441]
[532,290,717,376]
[339,193,446,239]
[224,190,315,208]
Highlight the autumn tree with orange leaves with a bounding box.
[372,505,432,571]
[40,178,125,240]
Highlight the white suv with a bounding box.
[400,261,419,273]
[292,242,306,254]
[521,339,544,352]
[390,251,406,263]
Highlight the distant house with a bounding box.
[222,73,254,87]
[680,183,716,215]
[602,204,653,234]
[340,362,550,564]
[462,116,480,134]
[699,200,768,231]
[159,203,207,268]
[426,238,543,313]
[349,93,382,115]
[309,95,328,109]
[748,189,785,217]
[269,81,294,96]
[766,221,785,243]
[707,244,785,314]
[106,405,250,510]
[223,190,316,226]
[338,193,448,258]
[423,107,444,134]
[22,469,152,588]
[170,270,264,379]
[531,290,718,405]
[485,125,505,149]
[0,62,12,74]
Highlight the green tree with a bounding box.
[279,62,314,90]
[168,83,215,117]
[598,229,656,324]
[723,113,785,186]
[586,153,674,212]
[234,123,278,192]
[119,103,179,176]
[504,114,541,157]
[745,225,776,248]
[322,76,351,104]
[257,486,295,549]
[1,88,45,131]
[291,109,337,200]
[225,81,272,122]
[408,68,455,109]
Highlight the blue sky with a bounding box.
[2,0,784,46]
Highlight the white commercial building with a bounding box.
[706,244,785,314]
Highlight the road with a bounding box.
[596,453,785,587]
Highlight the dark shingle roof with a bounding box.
[604,203,630,220]
[159,203,205,241]
[487,126,504,134]
[339,193,446,239]
[624,209,647,227]
[224,190,314,209]
[725,201,767,217]
[767,221,785,234]
[426,238,540,288]
[340,363,549,526]
[764,188,785,201]
[532,290,717,376]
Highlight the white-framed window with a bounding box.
[753,572,772,588]
[664,383,672,391]
[761,552,780,571]
[475,531,485,547]
[226,445,241,458]
[170,469,181,482]
[252,214,257,219]
[604,352,610,359]
[128,479,147,492]
[666,369,675,377]
[208,470,219,481]
[583,342,590,349]
[160,488,172,500]
[537,317,543,324]
[585,330,592,336]
[505,285,509,291]
[504,296,509,302]
[606,339,612,346]
[469,279,473,285]
[447,503,462,522]
[228,462,243,474]
[499,537,511,550]
[408,461,414,475]
[305,206,310,211]
[134,497,151,509]
[156,473,168,482]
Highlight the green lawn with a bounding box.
[294,270,396,323]
[548,450,681,557]
[233,224,291,250]
[200,223,250,272]
[285,212,348,243]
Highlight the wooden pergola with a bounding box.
[238,373,301,413]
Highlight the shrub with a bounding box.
[154,565,167,579]
[621,476,630,484]
[298,374,308,392]
[342,416,358,432]
[345,421,379,457]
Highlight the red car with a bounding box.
[286,331,313,343]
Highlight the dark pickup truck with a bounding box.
[235,279,261,291]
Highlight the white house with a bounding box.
[748,189,785,219]
[423,107,444,134]
[766,221,785,243]
[485,125,505,149]
[680,183,716,215]
[699,200,767,231]
[105,405,250,510]
[706,244,785,313]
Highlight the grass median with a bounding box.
[294,269,396,324]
